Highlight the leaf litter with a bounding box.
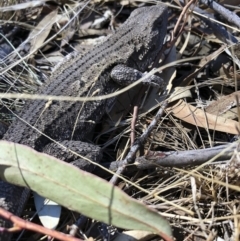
[0,0,240,240]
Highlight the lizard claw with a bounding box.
[141,74,165,88]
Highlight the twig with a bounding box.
[199,0,240,29]
[0,208,82,241]
[173,0,196,38]
[178,0,238,44]
[97,143,238,173]
[131,106,138,146]
[110,100,168,184]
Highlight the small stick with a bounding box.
[110,100,168,184]
[0,208,82,241]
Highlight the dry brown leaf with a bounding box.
[166,99,239,134]
[168,87,192,102]
[220,107,238,119]
[206,90,240,115]
[181,45,226,86]
[28,8,58,53]
[0,0,47,12]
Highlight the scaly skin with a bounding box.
[0,5,168,240]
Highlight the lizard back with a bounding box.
[3,5,168,150]
[0,5,168,241]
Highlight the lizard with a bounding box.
[0,4,168,240]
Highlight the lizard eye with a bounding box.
[156,18,163,28]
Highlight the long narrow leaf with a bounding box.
[0,141,173,240]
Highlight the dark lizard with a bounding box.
[0,4,168,240]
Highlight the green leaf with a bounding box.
[0,141,173,240]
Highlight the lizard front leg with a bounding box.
[110,64,165,88]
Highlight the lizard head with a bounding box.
[125,5,168,71]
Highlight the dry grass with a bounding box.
[0,0,240,240]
